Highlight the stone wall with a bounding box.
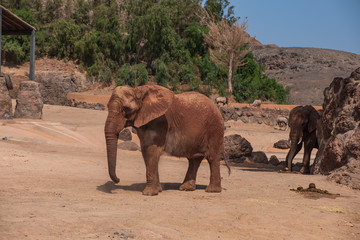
[219,105,290,126]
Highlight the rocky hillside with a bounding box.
[252,46,360,105]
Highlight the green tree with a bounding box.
[48,20,82,60]
[233,52,289,103]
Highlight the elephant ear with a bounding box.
[307,106,319,133]
[133,85,174,128]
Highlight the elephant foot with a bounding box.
[179,180,196,191]
[300,167,310,174]
[142,184,162,196]
[205,184,221,193]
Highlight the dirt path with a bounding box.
[0,105,359,240]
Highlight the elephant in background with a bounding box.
[104,85,230,196]
[286,105,320,173]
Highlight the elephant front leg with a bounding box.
[300,137,315,174]
[142,145,163,196]
[205,156,222,193]
[180,157,203,191]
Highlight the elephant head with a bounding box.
[286,105,320,171]
[104,85,174,183]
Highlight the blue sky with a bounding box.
[228,0,360,54]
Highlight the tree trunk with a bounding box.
[228,52,234,95]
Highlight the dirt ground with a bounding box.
[1,102,359,240]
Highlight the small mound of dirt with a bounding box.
[290,183,340,199]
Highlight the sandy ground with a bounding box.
[0,104,359,240]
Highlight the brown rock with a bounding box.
[269,155,280,165]
[224,134,253,163]
[14,81,43,119]
[250,151,268,164]
[0,76,12,119]
[313,67,360,189]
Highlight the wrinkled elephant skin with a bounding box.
[286,105,320,173]
[104,85,229,196]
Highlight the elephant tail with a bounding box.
[223,152,231,175]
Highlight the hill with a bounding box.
[252,45,360,105]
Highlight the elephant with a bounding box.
[285,105,320,173]
[104,84,230,196]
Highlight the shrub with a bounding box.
[179,63,196,84]
[134,64,149,86]
[116,64,136,87]
[233,52,288,103]
[154,60,170,87]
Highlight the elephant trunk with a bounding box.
[286,132,302,170]
[105,132,120,183]
[104,116,126,183]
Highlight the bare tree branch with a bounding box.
[203,15,252,95]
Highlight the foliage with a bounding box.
[203,17,251,95]
[233,52,289,104]
[134,63,149,86]
[154,59,170,87]
[0,0,288,103]
[115,64,136,87]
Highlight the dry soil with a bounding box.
[0,103,359,240]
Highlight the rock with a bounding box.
[118,141,140,151]
[219,105,289,126]
[224,134,253,163]
[35,71,90,105]
[14,81,43,119]
[252,46,360,105]
[119,129,132,141]
[250,151,268,164]
[0,76,12,119]
[273,139,290,149]
[71,100,105,110]
[312,68,360,189]
[269,155,280,165]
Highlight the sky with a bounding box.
[228,0,360,55]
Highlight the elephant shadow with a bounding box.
[97,181,207,194]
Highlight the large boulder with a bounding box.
[312,67,360,189]
[35,71,90,105]
[0,75,12,119]
[224,134,253,163]
[14,81,43,119]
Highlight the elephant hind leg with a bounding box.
[205,155,222,193]
[180,156,203,191]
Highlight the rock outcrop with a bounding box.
[0,75,12,119]
[253,46,360,105]
[312,67,360,189]
[14,81,43,119]
[35,71,90,105]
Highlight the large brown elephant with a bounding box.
[104,85,229,196]
[286,105,320,173]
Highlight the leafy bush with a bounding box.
[134,64,149,86]
[2,40,26,64]
[48,20,82,60]
[154,60,170,87]
[233,52,288,103]
[115,64,136,87]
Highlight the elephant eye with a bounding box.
[123,106,131,113]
